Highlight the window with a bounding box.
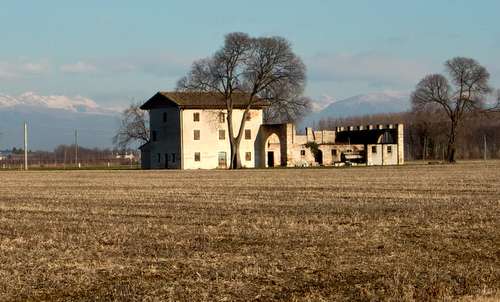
[172,153,176,163]
[163,112,167,123]
[387,146,392,154]
[245,114,251,121]
[194,152,201,162]
[372,146,377,153]
[332,149,337,156]
[300,150,306,156]
[244,129,251,140]
[193,112,200,122]
[152,130,157,142]
[219,112,225,123]
[245,152,252,161]
[194,130,200,140]
[157,153,161,163]
[219,129,225,140]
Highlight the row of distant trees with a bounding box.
[1,145,138,168]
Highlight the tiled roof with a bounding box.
[140,91,269,110]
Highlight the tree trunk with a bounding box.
[227,109,247,169]
[230,138,242,169]
[446,120,457,163]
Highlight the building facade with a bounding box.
[140,92,404,169]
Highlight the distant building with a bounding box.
[0,150,12,161]
[114,152,137,160]
[140,92,404,169]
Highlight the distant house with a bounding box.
[0,150,12,161]
[140,92,404,169]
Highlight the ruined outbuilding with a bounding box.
[257,123,404,168]
[140,92,404,169]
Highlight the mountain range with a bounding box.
[0,92,121,151]
[300,91,411,128]
[0,91,411,151]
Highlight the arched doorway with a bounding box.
[265,133,281,167]
[315,149,323,165]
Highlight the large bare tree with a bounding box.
[411,57,499,163]
[113,102,149,149]
[177,32,307,168]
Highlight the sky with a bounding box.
[1,0,500,109]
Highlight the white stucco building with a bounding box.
[140,92,404,169]
[140,92,267,169]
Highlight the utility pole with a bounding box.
[24,122,28,170]
[74,129,78,167]
[483,134,487,161]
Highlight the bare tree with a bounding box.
[262,82,312,123]
[113,102,149,149]
[411,57,498,163]
[178,32,307,168]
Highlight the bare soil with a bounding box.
[0,162,499,301]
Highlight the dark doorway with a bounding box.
[164,154,169,169]
[315,150,323,165]
[267,151,275,167]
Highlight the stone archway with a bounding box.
[265,133,281,167]
[377,131,395,144]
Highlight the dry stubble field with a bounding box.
[0,162,499,301]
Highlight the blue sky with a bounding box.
[1,0,500,107]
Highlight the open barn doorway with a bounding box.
[265,133,280,167]
[267,151,275,167]
[315,149,323,165]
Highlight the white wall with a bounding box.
[367,144,398,166]
[181,109,263,169]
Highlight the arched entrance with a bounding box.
[265,133,281,167]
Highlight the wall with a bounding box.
[181,109,262,169]
[366,144,398,166]
[397,124,404,165]
[147,106,181,169]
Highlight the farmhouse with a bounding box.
[139,92,404,169]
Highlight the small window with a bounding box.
[194,130,200,140]
[245,113,251,121]
[372,146,377,153]
[193,112,200,122]
[245,152,252,161]
[332,149,337,156]
[152,130,157,142]
[244,129,251,140]
[219,129,225,140]
[163,112,167,123]
[387,146,392,154]
[219,112,225,123]
[157,153,161,163]
[194,152,201,162]
[300,150,306,156]
[172,153,176,163]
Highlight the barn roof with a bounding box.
[140,91,269,110]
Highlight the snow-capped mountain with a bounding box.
[0,92,117,115]
[301,91,411,127]
[0,92,122,150]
